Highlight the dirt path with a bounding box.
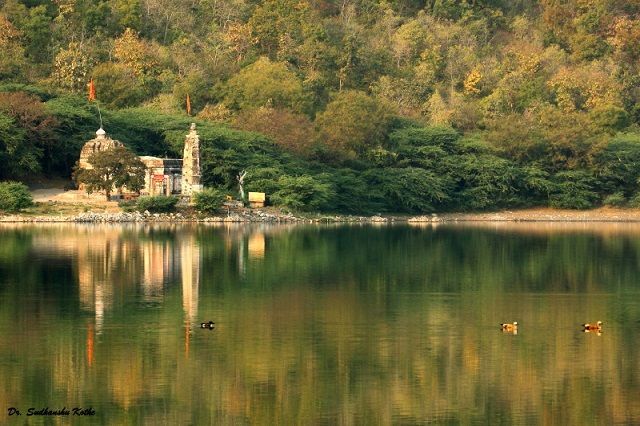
[31,188,67,202]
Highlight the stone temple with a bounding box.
[78,123,202,199]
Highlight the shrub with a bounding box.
[194,188,226,214]
[549,171,599,209]
[389,126,460,151]
[136,195,178,213]
[0,181,33,212]
[118,199,137,212]
[629,193,640,208]
[603,192,626,207]
[366,167,452,213]
[270,175,334,211]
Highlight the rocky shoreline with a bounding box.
[3,207,640,224]
[0,210,392,224]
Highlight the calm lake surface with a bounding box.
[1,223,639,424]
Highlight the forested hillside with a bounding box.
[1,0,640,212]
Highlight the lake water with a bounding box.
[0,223,639,424]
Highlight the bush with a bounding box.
[118,199,137,212]
[629,193,640,208]
[136,195,178,213]
[549,171,599,209]
[0,181,33,212]
[365,167,452,213]
[270,175,334,211]
[194,188,226,214]
[603,192,626,207]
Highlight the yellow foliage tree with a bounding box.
[548,63,622,112]
[222,22,256,64]
[463,68,482,96]
[52,42,92,92]
[113,28,156,80]
[198,103,234,123]
[0,14,25,79]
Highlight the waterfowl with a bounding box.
[500,322,518,332]
[582,321,603,331]
[200,321,215,330]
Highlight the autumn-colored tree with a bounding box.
[222,22,256,64]
[91,62,147,108]
[315,90,391,159]
[113,28,157,80]
[52,42,93,92]
[74,145,145,200]
[0,14,25,79]
[371,75,427,119]
[0,92,57,174]
[234,106,316,157]
[463,68,482,96]
[198,103,234,123]
[392,18,427,66]
[548,63,622,112]
[224,57,308,112]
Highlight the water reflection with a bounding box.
[0,223,639,424]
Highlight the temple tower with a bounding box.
[181,123,202,197]
[79,128,124,169]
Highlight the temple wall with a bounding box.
[78,125,199,199]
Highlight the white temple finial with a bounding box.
[96,127,106,139]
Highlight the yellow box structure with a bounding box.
[248,192,266,208]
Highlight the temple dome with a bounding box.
[79,128,124,169]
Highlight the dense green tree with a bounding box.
[375,167,451,212]
[224,57,308,112]
[0,112,33,178]
[73,145,145,200]
[112,0,142,31]
[315,90,391,159]
[270,174,335,211]
[0,181,33,212]
[593,133,640,197]
[91,62,147,108]
[549,170,600,209]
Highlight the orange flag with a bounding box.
[87,79,96,101]
[186,93,192,116]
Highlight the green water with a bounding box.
[1,223,639,425]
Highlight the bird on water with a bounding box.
[500,322,518,332]
[201,321,215,329]
[582,321,603,331]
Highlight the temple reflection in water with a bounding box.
[30,224,271,335]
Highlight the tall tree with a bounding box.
[315,90,391,159]
[224,56,308,112]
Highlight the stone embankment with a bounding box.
[3,208,640,223]
[0,210,395,224]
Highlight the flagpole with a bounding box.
[88,79,103,129]
[96,101,103,129]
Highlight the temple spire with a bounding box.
[181,123,202,197]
